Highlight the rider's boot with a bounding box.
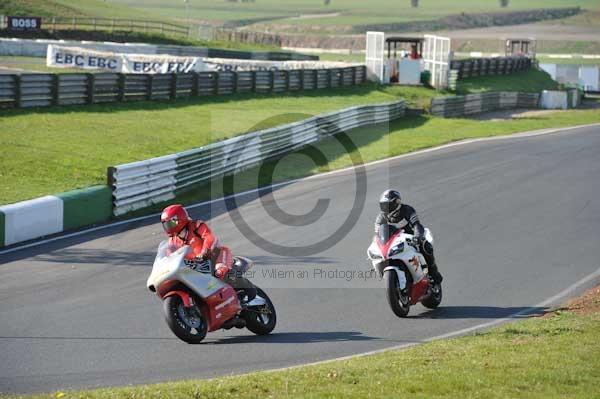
[421,241,443,284]
[428,262,443,284]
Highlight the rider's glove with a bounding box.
[414,236,425,247]
[215,264,230,279]
[198,250,210,261]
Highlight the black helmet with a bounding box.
[379,189,402,215]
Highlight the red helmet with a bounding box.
[161,204,190,236]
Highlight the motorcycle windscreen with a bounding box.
[378,223,400,244]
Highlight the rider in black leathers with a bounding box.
[375,189,443,284]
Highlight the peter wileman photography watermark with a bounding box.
[226,264,387,289]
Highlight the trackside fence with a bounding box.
[107,100,406,215]
[430,92,540,117]
[449,56,534,89]
[0,66,366,109]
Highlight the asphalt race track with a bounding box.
[1,125,599,394]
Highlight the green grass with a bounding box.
[8,306,599,398]
[0,0,153,20]
[5,0,599,29]
[538,57,600,66]
[316,53,365,63]
[453,39,600,56]
[0,68,568,206]
[0,84,445,205]
[455,69,559,94]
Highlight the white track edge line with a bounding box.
[221,265,600,378]
[2,122,599,256]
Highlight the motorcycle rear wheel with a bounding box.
[385,269,411,318]
[163,295,208,344]
[243,287,277,335]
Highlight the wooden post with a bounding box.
[87,73,95,104]
[327,69,332,88]
[270,70,275,92]
[352,67,357,85]
[338,69,343,86]
[52,17,56,32]
[251,71,256,92]
[313,69,318,89]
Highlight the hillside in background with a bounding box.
[2,0,599,53]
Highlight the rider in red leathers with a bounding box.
[160,204,233,280]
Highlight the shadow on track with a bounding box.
[210,331,382,345]
[417,305,547,319]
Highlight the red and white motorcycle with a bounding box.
[367,225,442,317]
[147,241,276,343]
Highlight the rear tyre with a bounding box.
[385,269,410,318]
[422,283,443,309]
[163,295,208,344]
[243,287,276,335]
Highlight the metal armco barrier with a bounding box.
[449,56,533,89]
[0,66,366,109]
[430,92,540,117]
[107,100,405,215]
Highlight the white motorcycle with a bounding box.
[367,225,442,317]
[147,241,276,343]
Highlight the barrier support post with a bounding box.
[213,72,219,95]
[117,74,126,102]
[170,73,178,99]
[86,73,95,104]
[147,75,153,100]
[283,70,289,91]
[14,75,21,108]
[191,73,198,97]
[232,71,238,94]
[51,75,59,106]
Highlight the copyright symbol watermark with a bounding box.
[218,112,381,257]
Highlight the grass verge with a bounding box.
[0,70,573,206]
[455,68,559,94]
[0,83,444,205]
[9,287,600,399]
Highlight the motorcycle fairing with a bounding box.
[203,285,241,331]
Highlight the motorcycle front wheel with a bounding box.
[243,287,277,335]
[385,269,411,318]
[163,295,208,344]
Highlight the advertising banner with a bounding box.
[47,45,209,74]
[7,16,42,31]
[47,45,354,74]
